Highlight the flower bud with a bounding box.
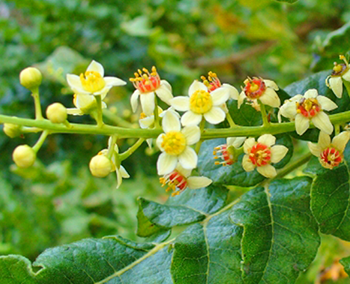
[3,123,21,138]
[89,155,112,178]
[19,67,42,90]
[46,103,67,123]
[12,145,36,168]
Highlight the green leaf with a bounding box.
[340,255,350,275]
[275,0,298,3]
[307,143,350,241]
[198,135,293,187]
[0,177,319,283]
[228,100,262,126]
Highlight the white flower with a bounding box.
[156,111,200,175]
[66,93,107,116]
[308,131,349,170]
[170,80,230,126]
[159,164,212,196]
[238,77,280,109]
[242,134,288,178]
[130,67,173,116]
[279,89,338,135]
[66,60,126,97]
[201,71,239,100]
[213,137,246,166]
[325,55,350,98]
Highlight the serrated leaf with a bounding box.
[0,177,320,284]
[198,135,293,187]
[308,143,350,241]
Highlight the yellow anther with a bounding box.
[214,161,220,165]
[189,90,213,114]
[333,63,343,74]
[161,131,187,155]
[250,83,259,92]
[80,71,105,93]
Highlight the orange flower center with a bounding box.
[296,98,321,118]
[159,171,188,196]
[201,71,222,92]
[130,67,161,93]
[249,143,271,167]
[320,147,343,169]
[244,77,266,100]
[213,144,235,166]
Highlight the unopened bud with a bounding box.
[3,123,21,138]
[46,103,67,123]
[12,145,36,168]
[89,155,112,178]
[19,67,42,90]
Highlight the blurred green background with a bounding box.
[1,0,350,282]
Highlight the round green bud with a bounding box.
[89,155,112,178]
[19,67,42,90]
[12,145,36,168]
[3,123,21,138]
[46,103,67,123]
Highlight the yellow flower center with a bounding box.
[296,98,321,118]
[249,83,259,92]
[333,64,343,74]
[161,131,187,155]
[189,90,213,114]
[80,71,106,93]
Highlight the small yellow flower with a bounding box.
[242,134,288,178]
[66,60,126,97]
[156,111,200,175]
[13,145,36,168]
[279,89,338,135]
[308,131,349,170]
[66,93,107,116]
[326,55,350,98]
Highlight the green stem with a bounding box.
[0,111,349,139]
[119,138,145,161]
[32,130,49,153]
[153,95,161,129]
[195,118,206,154]
[32,88,43,120]
[226,112,236,128]
[94,95,104,127]
[103,109,135,128]
[272,152,312,181]
[258,100,269,127]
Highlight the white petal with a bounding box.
[130,90,140,113]
[120,165,130,178]
[95,85,112,98]
[116,167,123,189]
[87,60,104,77]
[222,83,239,100]
[259,88,280,108]
[263,79,279,90]
[227,137,246,148]
[243,138,256,154]
[156,84,173,105]
[328,76,343,98]
[104,76,126,86]
[270,145,289,163]
[66,74,90,95]
[187,176,212,189]
[181,111,202,126]
[139,116,154,129]
[140,92,155,116]
[308,142,322,157]
[178,147,198,170]
[203,107,225,124]
[160,80,172,92]
[279,101,297,119]
[146,138,153,148]
[242,154,255,172]
[318,131,331,149]
[304,89,318,99]
[66,108,83,115]
[210,88,230,105]
[182,126,200,145]
[257,164,277,178]
[342,68,350,81]
[332,131,350,152]
[317,96,338,111]
[162,111,181,132]
[238,91,246,109]
[258,134,276,147]
[170,97,190,112]
[156,134,165,150]
[295,114,310,135]
[311,112,333,135]
[188,80,207,96]
[75,94,95,109]
[157,153,177,175]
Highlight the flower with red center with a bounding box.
[213,137,246,166]
[279,89,338,135]
[238,77,280,109]
[159,165,212,196]
[67,60,126,97]
[201,71,239,99]
[130,67,173,116]
[156,111,200,175]
[170,80,230,126]
[326,55,350,98]
[308,131,349,170]
[242,134,288,178]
